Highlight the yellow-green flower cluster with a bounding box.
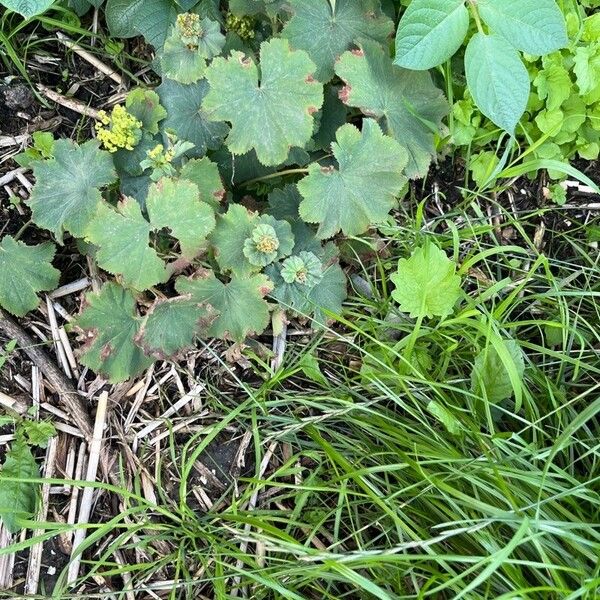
[146,143,175,168]
[95,105,142,153]
[176,12,203,48]
[225,13,255,41]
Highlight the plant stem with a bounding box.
[467,0,485,34]
[241,168,310,187]
[14,219,32,241]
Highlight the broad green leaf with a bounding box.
[105,0,177,47]
[0,0,54,18]
[391,241,461,318]
[229,0,285,17]
[176,270,273,342]
[125,89,167,134]
[29,139,116,242]
[146,177,215,258]
[136,297,217,358]
[74,283,153,383]
[312,85,348,151]
[179,157,226,209]
[243,215,295,267]
[394,0,469,70]
[465,33,530,134]
[281,0,394,82]
[202,38,323,166]
[573,44,600,97]
[471,339,525,404]
[427,401,461,435]
[478,0,567,55]
[85,199,166,291]
[335,40,449,178]
[0,236,60,317]
[0,438,39,533]
[157,78,229,158]
[533,55,571,112]
[298,119,407,239]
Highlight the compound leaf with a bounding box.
[477,0,567,55]
[394,0,469,70]
[335,40,449,178]
[281,0,394,82]
[1,0,54,18]
[85,199,166,291]
[29,139,116,243]
[176,270,273,342]
[202,38,323,166]
[298,119,407,239]
[391,241,461,318]
[146,177,216,258]
[465,33,530,135]
[0,236,60,317]
[74,283,153,383]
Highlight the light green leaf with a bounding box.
[391,241,461,318]
[243,215,295,267]
[85,199,166,291]
[22,421,56,448]
[394,0,469,70]
[0,0,54,18]
[427,401,461,435]
[176,270,273,342]
[298,119,407,239]
[281,0,394,82]
[146,177,215,258]
[533,55,571,112]
[125,88,167,134]
[464,33,530,134]
[29,139,116,242]
[477,0,567,55]
[157,78,229,158]
[179,157,226,209]
[202,38,323,166]
[0,236,60,317]
[335,40,449,178]
[74,283,153,383]
[573,44,600,96]
[471,338,525,404]
[0,438,39,534]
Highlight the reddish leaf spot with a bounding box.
[320,165,335,175]
[238,55,252,67]
[213,189,226,201]
[307,106,318,115]
[305,74,316,84]
[351,48,364,57]
[339,85,352,104]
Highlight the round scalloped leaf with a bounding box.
[125,89,167,134]
[85,199,166,291]
[281,0,394,82]
[179,157,226,209]
[146,177,216,258]
[74,283,154,383]
[157,78,229,157]
[202,38,323,166]
[135,297,218,359]
[175,270,273,342]
[28,139,117,243]
[0,236,60,317]
[335,40,449,178]
[298,119,408,239]
[243,215,295,267]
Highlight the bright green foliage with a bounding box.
[176,270,273,341]
[0,236,60,317]
[243,216,295,267]
[15,131,55,168]
[136,297,217,358]
[335,40,449,177]
[125,89,167,134]
[391,241,461,319]
[394,0,470,70]
[179,157,226,208]
[0,0,54,18]
[161,13,225,84]
[471,338,525,404]
[202,38,323,166]
[74,283,153,383]
[426,400,462,435]
[28,140,116,242]
[298,120,408,239]
[281,0,394,82]
[85,199,166,291]
[146,177,215,258]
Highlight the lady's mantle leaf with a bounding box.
[146,178,215,258]
[281,0,394,82]
[202,38,323,166]
[179,157,226,209]
[0,236,60,317]
[85,199,166,291]
[29,140,116,242]
[298,119,407,239]
[125,89,167,134]
[0,438,39,534]
[176,270,273,342]
[391,241,461,318]
[335,40,449,178]
[73,283,153,383]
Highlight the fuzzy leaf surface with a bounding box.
[179,157,225,208]
[74,283,153,383]
[125,89,167,134]
[281,0,394,82]
[0,236,60,317]
[335,40,449,178]
[29,140,116,242]
[298,120,407,239]
[176,271,273,342]
[202,38,323,166]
